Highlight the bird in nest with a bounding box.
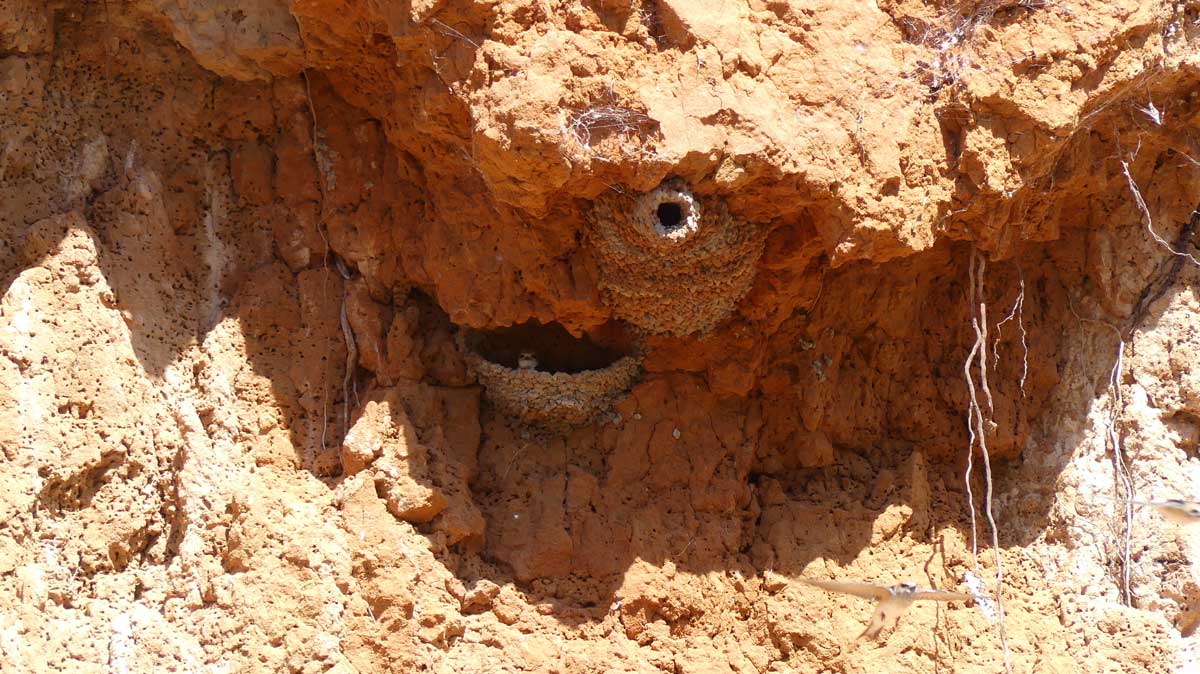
[517,351,539,371]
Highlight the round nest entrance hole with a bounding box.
[631,181,700,242]
[656,201,685,233]
[460,321,641,428]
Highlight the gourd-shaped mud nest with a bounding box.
[588,178,765,335]
[459,322,641,428]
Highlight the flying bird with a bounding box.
[801,578,972,640]
[1103,497,1200,526]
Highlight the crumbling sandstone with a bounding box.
[3,2,1200,673]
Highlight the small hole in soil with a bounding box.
[656,201,684,232]
[466,320,632,373]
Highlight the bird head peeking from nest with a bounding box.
[517,351,538,371]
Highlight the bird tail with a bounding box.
[856,623,883,641]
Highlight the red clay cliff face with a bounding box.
[3,1,1200,672]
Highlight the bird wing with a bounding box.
[801,578,892,600]
[857,598,903,641]
[1144,499,1189,508]
[1150,499,1200,508]
[912,589,972,602]
[1095,495,1156,507]
[1099,496,1188,508]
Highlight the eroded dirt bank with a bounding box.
[3,1,1200,672]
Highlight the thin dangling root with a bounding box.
[963,246,1013,674]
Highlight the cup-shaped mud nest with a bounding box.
[459,322,641,428]
[588,178,765,335]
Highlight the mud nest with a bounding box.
[588,178,765,335]
[459,323,642,428]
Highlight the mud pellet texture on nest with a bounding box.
[588,179,766,336]
[462,343,641,428]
